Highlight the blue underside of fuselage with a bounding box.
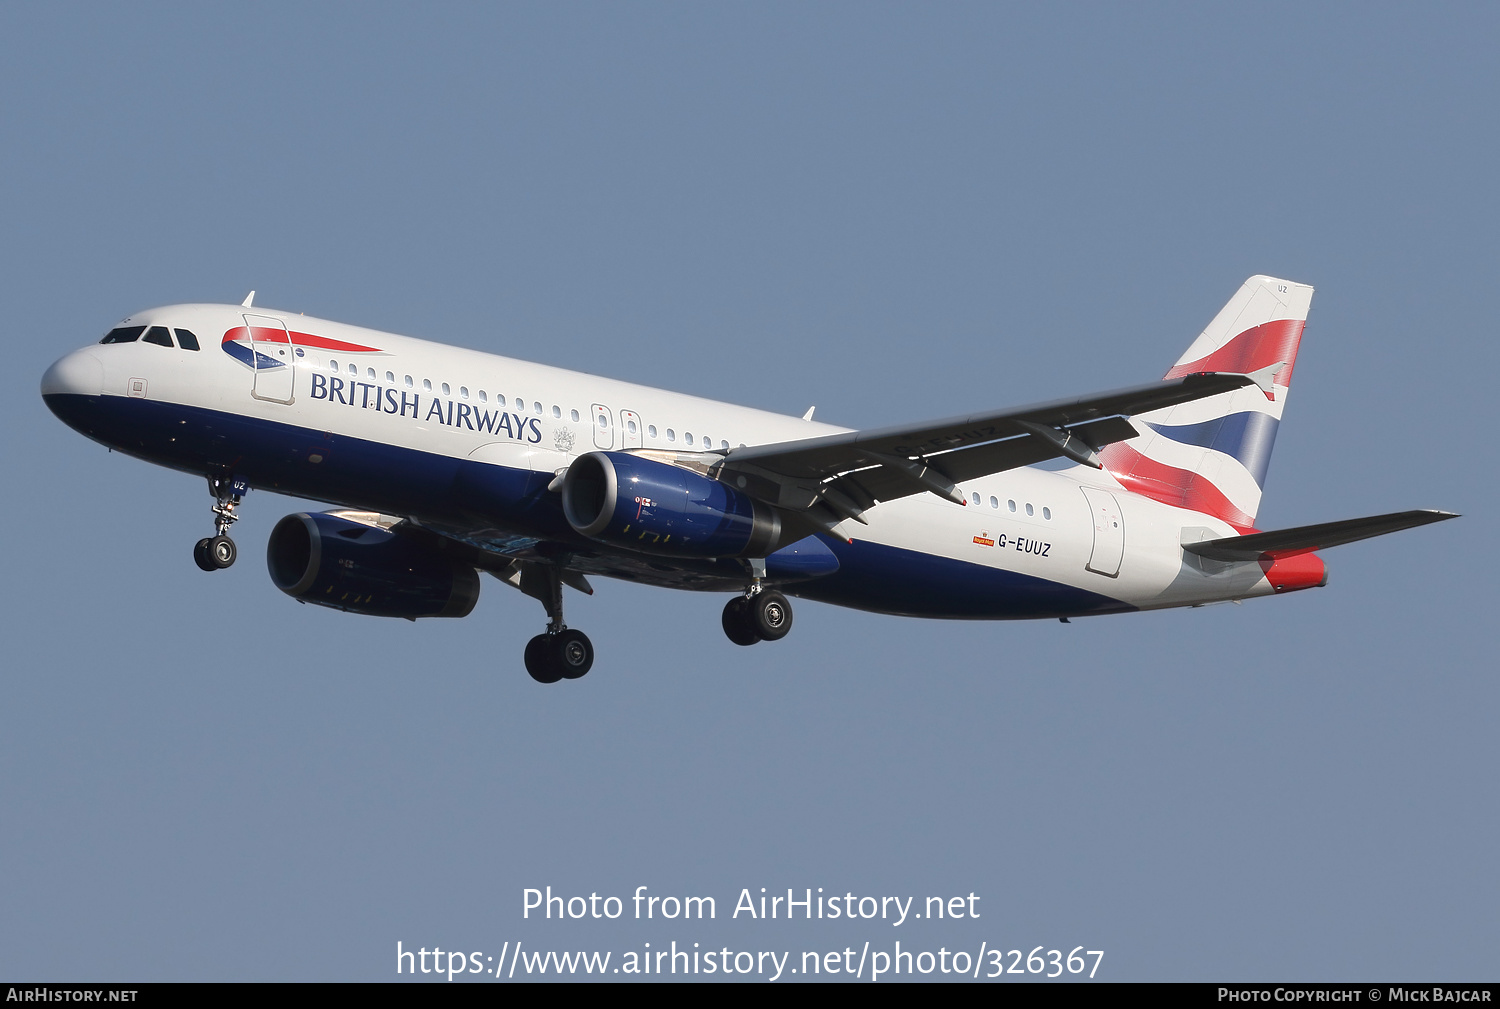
[43,392,1133,619]
[795,537,1132,619]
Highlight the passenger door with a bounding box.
[244,314,296,404]
[1080,487,1125,577]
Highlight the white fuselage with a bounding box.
[42,303,1290,619]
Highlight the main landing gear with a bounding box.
[193,474,243,572]
[518,564,594,684]
[524,628,594,684]
[721,585,794,647]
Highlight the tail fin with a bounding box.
[1099,276,1314,528]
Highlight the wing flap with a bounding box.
[823,415,1139,508]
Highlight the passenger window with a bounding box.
[441,382,451,395]
[552,405,561,418]
[597,414,607,428]
[386,371,396,383]
[627,420,637,434]
[174,329,201,351]
[366,368,376,379]
[533,401,542,415]
[1008,500,1017,512]
[329,359,340,371]
[990,496,999,509]
[348,363,356,375]
[460,386,469,399]
[720,440,729,450]
[496,394,506,407]
[685,433,694,446]
[1043,507,1052,520]
[405,375,414,388]
[142,326,174,348]
[515,399,525,411]
[571,409,580,422]
[99,326,145,344]
[478,390,487,402]
[1026,503,1034,516]
[666,428,676,442]
[971,492,981,506]
[648,424,658,437]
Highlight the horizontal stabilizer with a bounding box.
[1183,509,1458,561]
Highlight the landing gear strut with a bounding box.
[518,563,594,683]
[194,474,243,571]
[721,562,794,646]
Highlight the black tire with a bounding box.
[525,634,562,684]
[193,538,217,572]
[553,629,594,679]
[751,590,793,641]
[208,535,237,569]
[722,596,760,646]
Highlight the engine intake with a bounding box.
[560,452,780,558]
[267,512,480,619]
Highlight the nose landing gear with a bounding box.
[193,474,245,571]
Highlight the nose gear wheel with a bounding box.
[194,535,237,571]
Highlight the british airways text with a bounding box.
[309,373,543,442]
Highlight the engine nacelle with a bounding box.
[266,512,480,619]
[560,451,781,558]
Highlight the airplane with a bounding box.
[40,275,1455,683]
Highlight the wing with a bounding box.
[709,371,1265,528]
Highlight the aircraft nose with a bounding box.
[41,349,104,398]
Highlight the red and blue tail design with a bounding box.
[1099,276,1314,529]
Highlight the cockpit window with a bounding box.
[143,326,174,348]
[174,328,201,351]
[100,326,145,344]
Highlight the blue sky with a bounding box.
[1,3,1493,981]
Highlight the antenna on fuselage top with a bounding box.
[802,406,816,421]
[241,291,256,308]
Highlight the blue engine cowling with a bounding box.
[266,512,480,619]
[560,452,781,558]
